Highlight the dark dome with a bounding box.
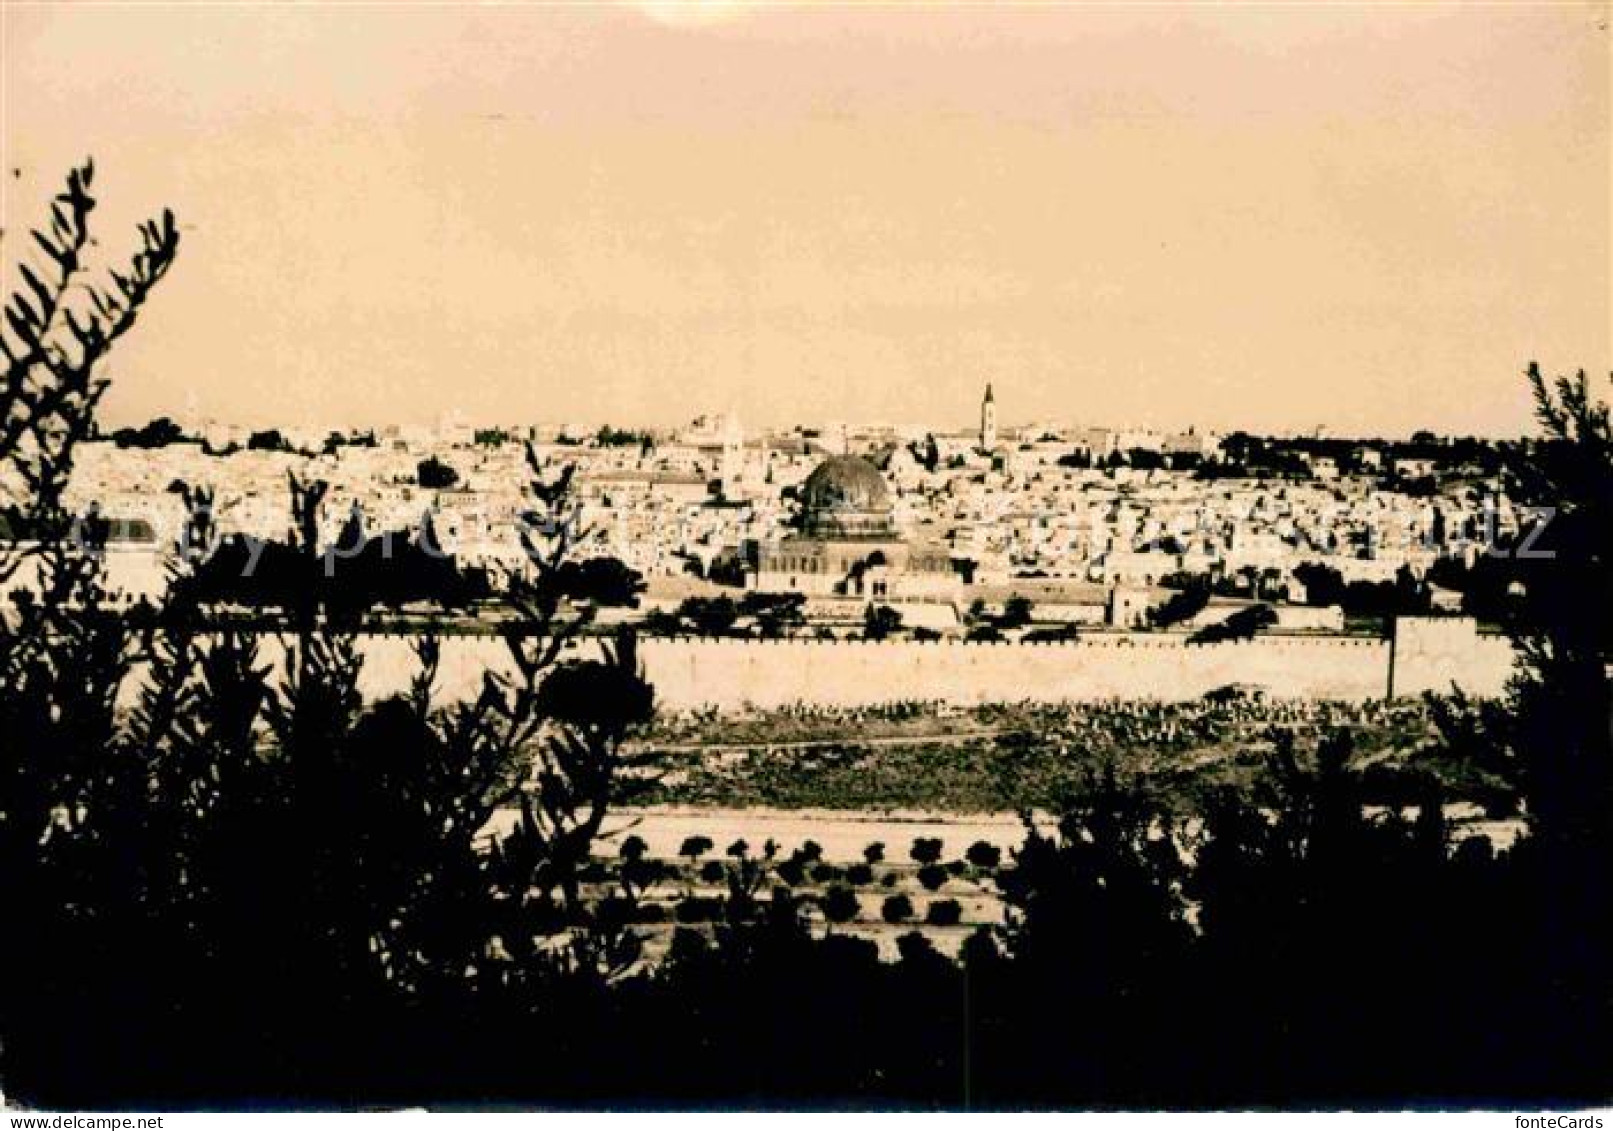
[799,455,894,539]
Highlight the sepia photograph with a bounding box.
[0,0,1609,1117]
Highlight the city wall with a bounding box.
[1389,617,1517,700]
[313,619,1515,711]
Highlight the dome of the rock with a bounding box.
[798,455,894,538]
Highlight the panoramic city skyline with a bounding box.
[3,3,1608,437]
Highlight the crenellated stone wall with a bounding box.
[254,622,1515,711]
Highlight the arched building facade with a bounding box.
[751,454,958,598]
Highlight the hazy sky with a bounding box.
[2,2,1607,436]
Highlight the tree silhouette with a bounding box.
[1000,595,1034,629]
[1190,602,1276,643]
[680,834,714,862]
[881,894,914,924]
[1149,578,1210,628]
[416,455,460,489]
[864,603,903,640]
[820,884,860,924]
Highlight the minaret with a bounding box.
[979,382,998,451]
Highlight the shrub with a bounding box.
[675,896,716,924]
[1149,580,1211,629]
[896,931,939,965]
[1001,595,1034,629]
[960,925,1001,968]
[965,841,1002,870]
[668,926,709,964]
[925,899,962,927]
[1023,624,1081,642]
[864,603,904,640]
[1190,602,1277,643]
[536,660,655,730]
[622,857,663,891]
[820,884,860,924]
[679,835,714,861]
[415,455,460,489]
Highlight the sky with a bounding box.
[2,1,1608,437]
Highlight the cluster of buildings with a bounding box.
[44,386,1527,630]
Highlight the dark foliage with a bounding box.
[864,603,903,640]
[178,509,489,614]
[924,899,962,927]
[965,840,1002,870]
[110,415,194,449]
[881,894,915,924]
[1149,578,1210,628]
[1189,602,1277,643]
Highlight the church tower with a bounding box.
[979,382,998,451]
